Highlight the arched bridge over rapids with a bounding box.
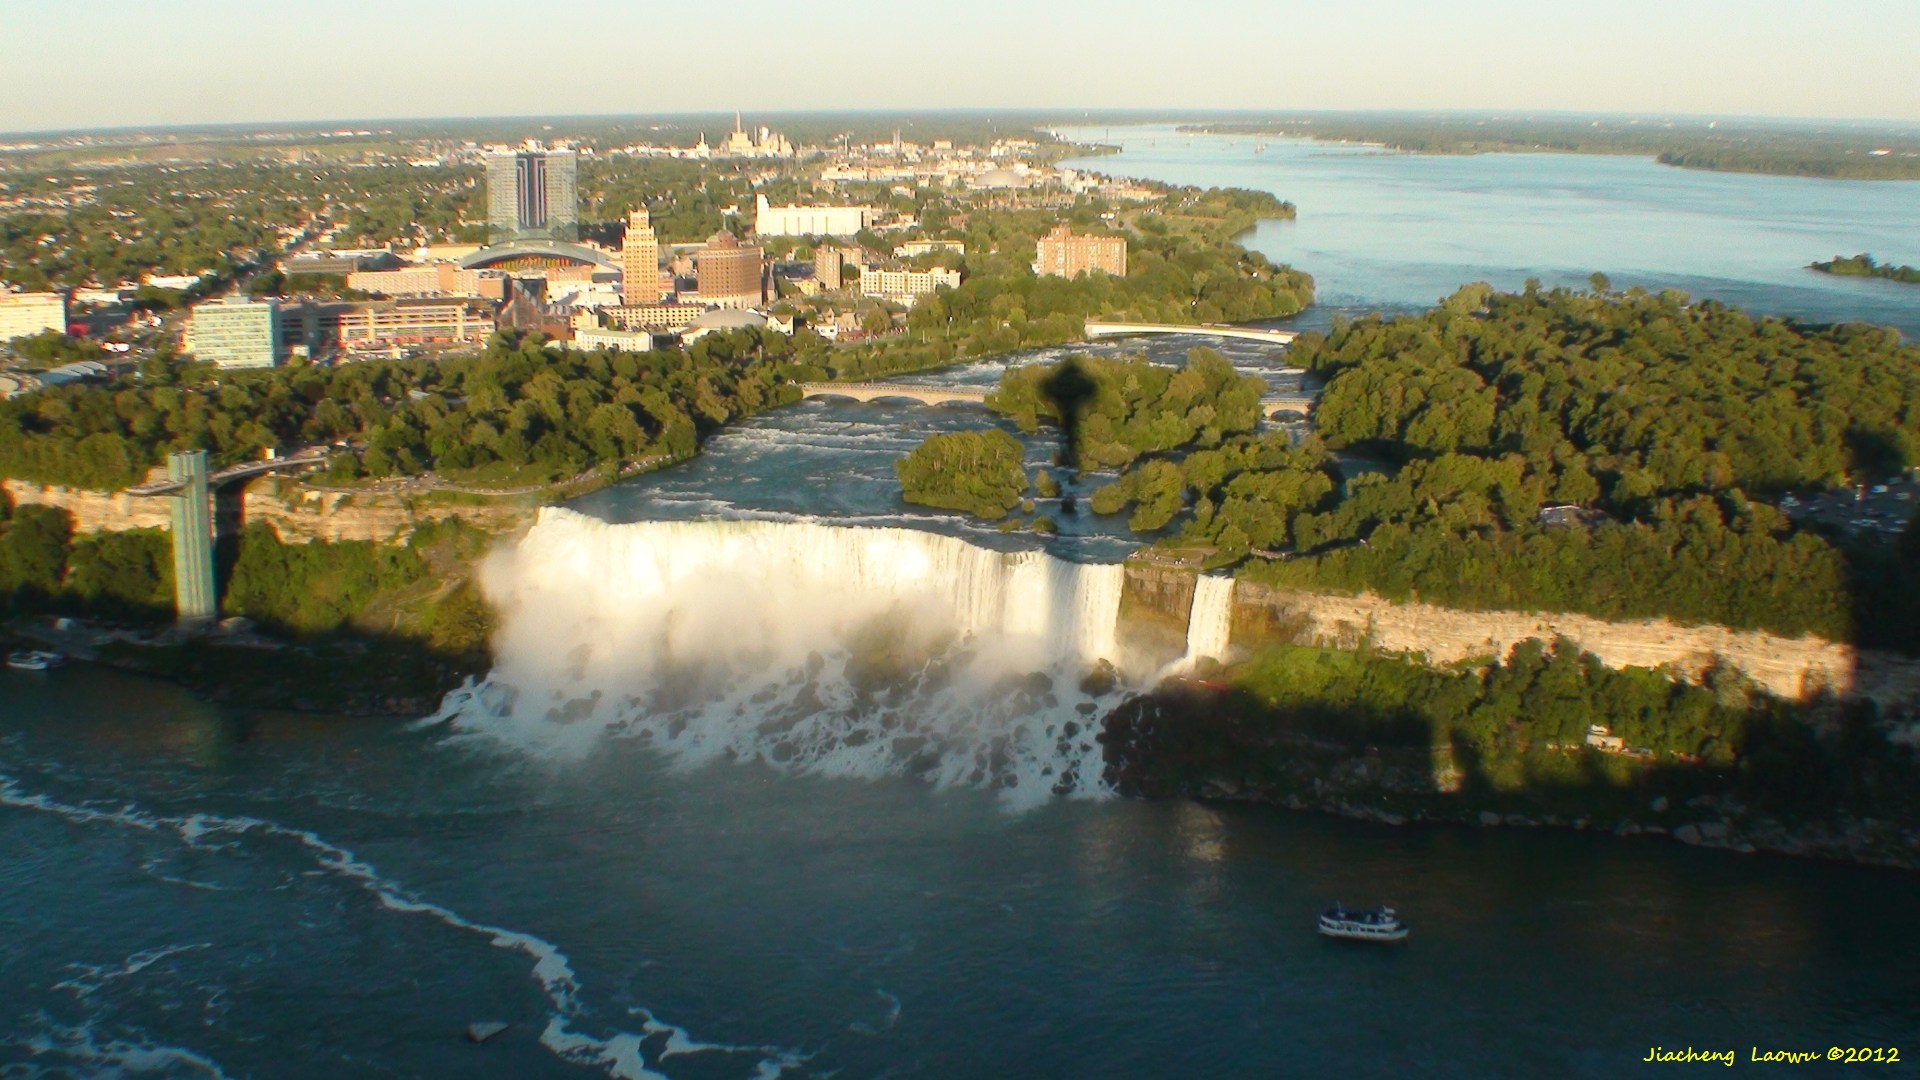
[800,381,1312,419]
[799,382,989,406]
[1084,320,1299,345]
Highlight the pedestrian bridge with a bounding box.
[126,447,330,497]
[1260,395,1315,418]
[1085,320,1299,345]
[799,382,989,407]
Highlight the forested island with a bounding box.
[1178,115,1920,180]
[1810,253,1920,285]
[913,285,1920,652]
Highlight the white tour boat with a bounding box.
[1318,904,1409,942]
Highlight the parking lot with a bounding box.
[1780,474,1920,540]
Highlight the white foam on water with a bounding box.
[0,774,804,1080]
[9,1017,232,1079]
[431,509,1132,807]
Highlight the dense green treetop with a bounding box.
[988,350,1266,470]
[894,430,1031,519]
[0,327,818,491]
[1297,284,1920,497]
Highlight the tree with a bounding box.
[895,430,1031,519]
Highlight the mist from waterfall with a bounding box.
[434,508,1154,805]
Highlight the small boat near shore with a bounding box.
[1318,904,1408,942]
[6,649,67,672]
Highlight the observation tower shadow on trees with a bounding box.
[1040,357,1098,474]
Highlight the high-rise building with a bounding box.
[485,147,579,242]
[621,208,662,303]
[814,246,848,291]
[0,291,68,343]
[694,231,765,310]
[1033,224,1127,279]
[187,296,281,368]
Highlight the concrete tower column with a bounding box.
[166,450,217,629]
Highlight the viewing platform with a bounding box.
[798,382,989,407]
[1085,320,1299,345]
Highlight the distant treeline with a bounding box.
[1180,116,1920,180]
[1810,254,1920,285]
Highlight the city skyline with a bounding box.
[3,0,1920,132]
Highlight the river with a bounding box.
[7,135,1920,1077]
[1058,125,1920,338]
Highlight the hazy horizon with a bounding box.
[7,107,1920,142]
[4,0,1918,133]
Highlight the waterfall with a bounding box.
[1156,575,1237,680]
[1184,575,1237,664]
[433,508,1131,805]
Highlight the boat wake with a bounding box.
[0,772,805,1080]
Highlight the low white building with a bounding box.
[573,327,658,353]
[753,194,874,238]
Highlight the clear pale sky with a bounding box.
[3,0,1917,132]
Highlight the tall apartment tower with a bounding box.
[695,230,766,309]
[621,208,662,303]
[1033,224,1128,279]
[485,147,579,242]
[814,246,847,291]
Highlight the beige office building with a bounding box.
[1033,224,1127,278]
[347,262,502,299]
[695,231,765,309]
[622,209,663,303]
[188,296,281,368]
[860,266,961,299]
[603,303,705,331]
[0,291,69,343]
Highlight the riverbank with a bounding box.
[1100,676,1920,871]
[5,605,484,718]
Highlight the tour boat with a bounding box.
[1318,904,1408,942]
[6,649,67,672]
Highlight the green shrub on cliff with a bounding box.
[895,430,1031,519]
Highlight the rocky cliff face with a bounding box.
[1,476,527,544]
[1234,582,1920,711]
[1115,563,1920,710]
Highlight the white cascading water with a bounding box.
[1155,574,1238,680]
[1183,575,1237,667]
[433,508,1132,806]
